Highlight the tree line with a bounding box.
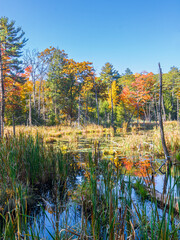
[0,17,180,134]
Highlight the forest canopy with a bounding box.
[0,17,180,130]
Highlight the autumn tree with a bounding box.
[120,86,136,125]
[45,47,95,124]
[132,72,155,123]
[23,50,39,108]
[107,80,121,126]
[100,63,120,127]
[0,17,27,135]
[62,59,94,124]
[4,66,32,125]
[120,72,155,125]
[76,61,95,125]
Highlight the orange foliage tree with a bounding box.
[5,67,32,124]
[44,47,95,124]
[120,72,155,125]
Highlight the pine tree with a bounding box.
[100,62,120,128]
[0,17,27,136]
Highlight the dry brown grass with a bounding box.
[5,121,180,158]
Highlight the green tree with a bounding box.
[45,48,67,124]
[46,49,94,124]
[91,77,107,125]
[0,17,27,135]
[119,68,135,88]
[100,62,120,127]
[163,67,180,120]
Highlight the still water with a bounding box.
[23,135,180,239]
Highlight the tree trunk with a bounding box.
[29,94,32,126]
[177,97,179,123]
[33,80,36,109]
[111,82,114,128]
[158,63,170,161]
[38,79,42,118]
[153,97,158,129]
[137,104,139,125]
[142,106,147,122]
[78,95,81,128]
[127,109,136,127]
[54,89,57,118]
[42,86,45,121]
[0,41,5,137]
[105,109,107,128]
[149,102,151,122]
[85,93,88,126]
[95,85,99,125]
[155,94,159,122]
[162,95,166,121]
[122,102,127,122]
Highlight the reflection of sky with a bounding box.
[29,203,84,239]
[155,170,180,200]
[155,175,169,193]
[28,172,180,239]
[25,148,180,238]
[27,173,92,239]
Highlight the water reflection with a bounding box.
[27,152,87,238]
[23,146,180,238]
[1,134,179,239]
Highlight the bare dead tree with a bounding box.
[158,63,172,196]
[158,63,170,161]
[24,49,41,109]
[37,62,47,118]
[24,49,48,121]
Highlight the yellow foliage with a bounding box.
[108,81,119,108]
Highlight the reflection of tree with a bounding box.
[114,156,152,178]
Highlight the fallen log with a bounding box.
[133,181,179,214]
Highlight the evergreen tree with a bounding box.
[0,17,27,135]
[100,62,120,127]
[46,48,67,124]
[163,67,180,120]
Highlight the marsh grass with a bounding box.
[0,121,180,239]
[72,152,180,239]
[5,121,180,159]
[0,133,71,239]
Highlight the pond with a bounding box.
[0,132,180,239]
[24,135,180,239]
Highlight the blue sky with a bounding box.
[1,0,180,75]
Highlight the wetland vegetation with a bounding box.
[0,16,180,239]
[0,122,179,239]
